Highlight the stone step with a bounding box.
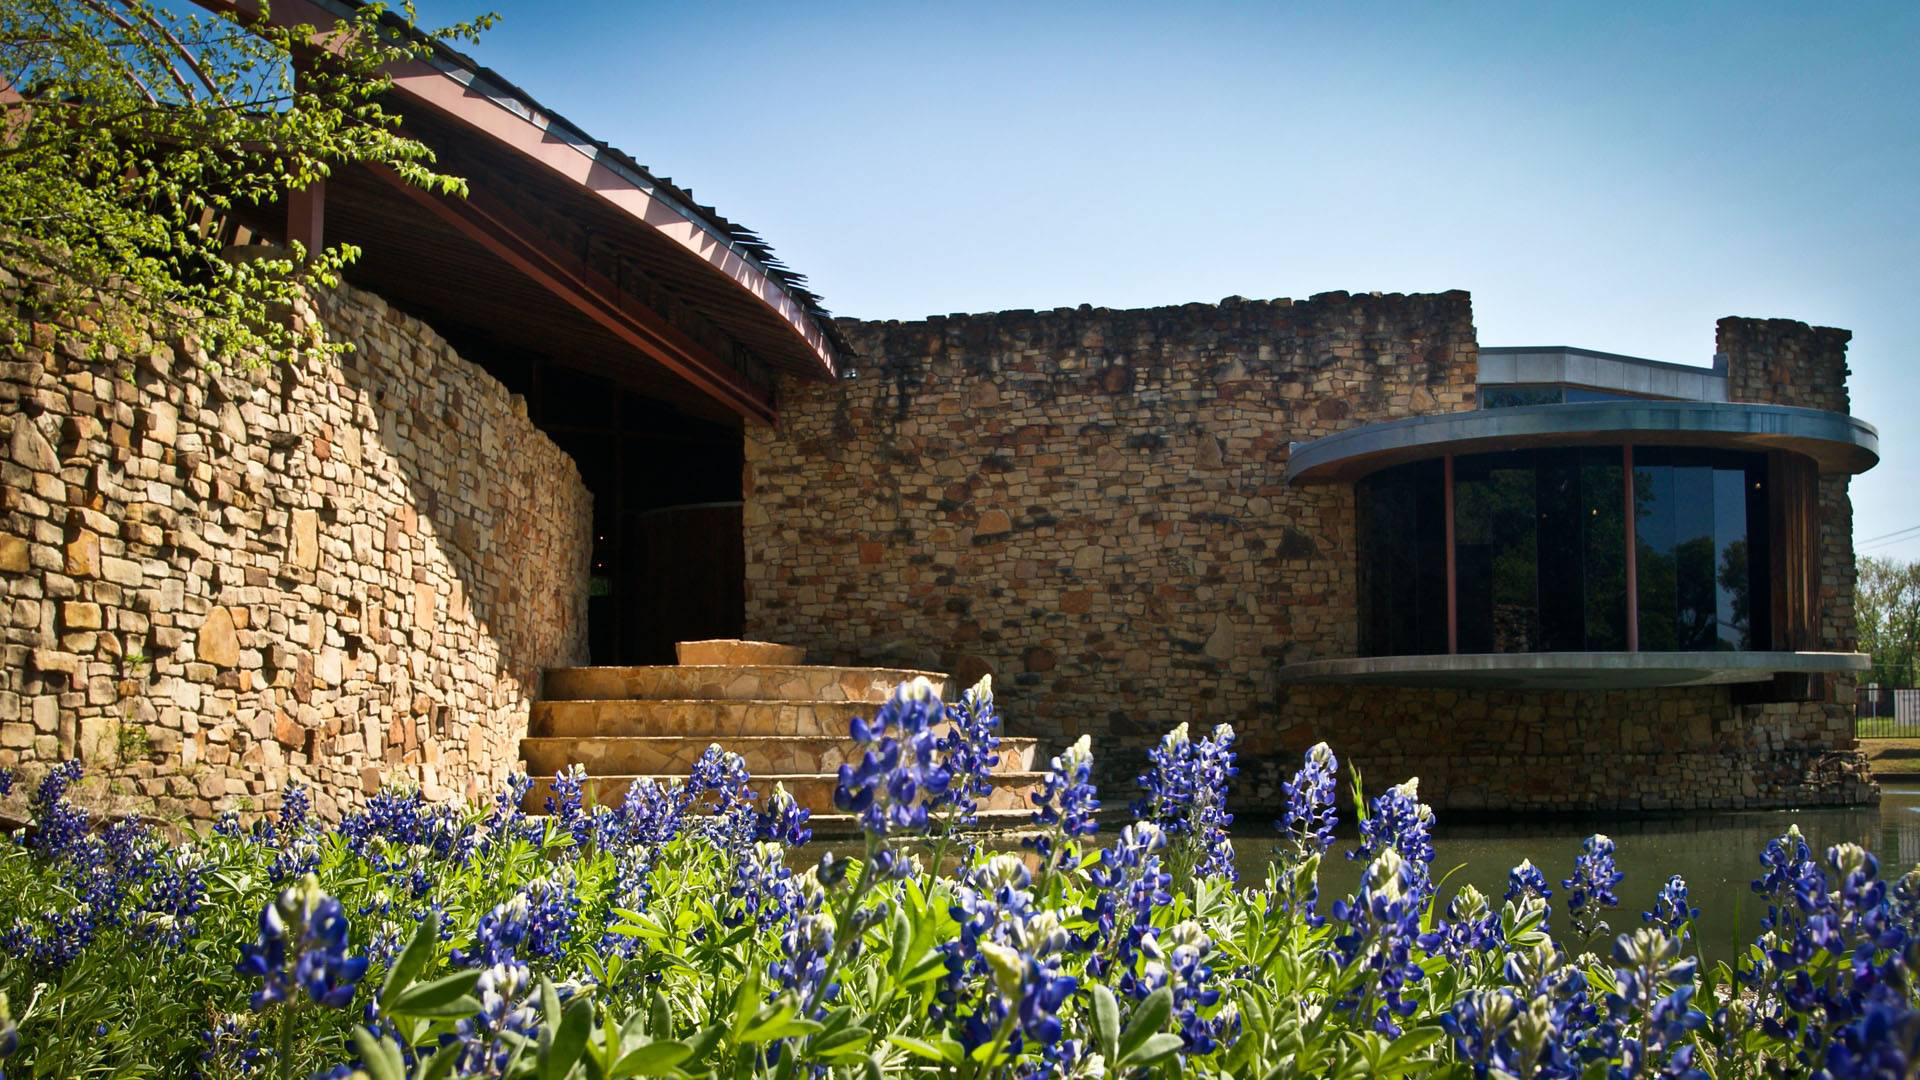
[530,699,876,738]
[522,735,1041,777]
[676,639,806,666]
[544,665,946,704]
[523,771,1049,817]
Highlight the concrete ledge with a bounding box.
[1275,650,1870,690]
[1286,401,1879,483]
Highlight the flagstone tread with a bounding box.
[521,735,1040,776]
[522,771,1049,816]
[530,698,880,738]
[544,665,947,703]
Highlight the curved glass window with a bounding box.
[1356,446,1773,657]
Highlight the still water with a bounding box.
[814,789,1920,960]
[1248,786,1920,961]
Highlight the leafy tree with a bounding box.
[1858,555,1920,686]
[0,0,492,368]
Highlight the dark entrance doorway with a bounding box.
[468,358,746,665]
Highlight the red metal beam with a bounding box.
[1444,453,1458,655]
[1624,445,1639,651]
[368,165,775,425]
[196,0,838,381]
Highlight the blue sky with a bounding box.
[413,1,1919,556]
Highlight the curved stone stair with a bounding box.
[521,641,1047,833]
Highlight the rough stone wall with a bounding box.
[744,291,1478,790]
[0,281,591,822]
[1718,315,1867,800]
[745,293,1871,812]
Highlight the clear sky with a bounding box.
[411,1,1919,556]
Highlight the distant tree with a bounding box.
[1858,555,1920,686]
[0,0,492,367]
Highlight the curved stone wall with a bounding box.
[0,280,592,822]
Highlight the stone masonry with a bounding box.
[743,291,1872,812]
[0,279,591,822]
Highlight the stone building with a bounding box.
[0,1,1882,820]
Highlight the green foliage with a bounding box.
[0,0,493,368]
[1859,554,1920,686]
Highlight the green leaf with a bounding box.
[811,1026,874,1062]
[886,904,913,981]
[683,1021,727,1065]
[862,1054,884,1080]
[387,969,484,1018]
[1122,1033,1186,1068]
[414,1046,463,1080]
[611,1039,693,1077]
[353,1027,407,1080]
[1092,983,1121,1064]
[1118,986,1172,1063]
[379,915,439,1011]
[542,1000,591,1080]
[887,1035,956,1063]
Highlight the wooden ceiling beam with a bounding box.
[367,165,775,426]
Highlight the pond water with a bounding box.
[1246,785,1920,962]
[812,788,1920,962]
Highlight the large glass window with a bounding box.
[1356,460,1448,657]
[1355,446,1772,657]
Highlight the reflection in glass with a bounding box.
[1353,446,1771,656]
[1356,459,1447,657]
[1456,453,1539,653]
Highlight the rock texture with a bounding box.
[743,292,1871,811]
[0,281,591,821]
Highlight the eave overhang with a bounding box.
[1275,651,1870,691]
[1286,402,1879,485]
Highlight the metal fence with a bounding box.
[1858,686,1920,739]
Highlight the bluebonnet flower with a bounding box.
[455,870,579,968]
[26,761,88,858]
[937,675,1002,826]
[754,782,812,848]
[136,846,208,948]
[1331,847,1427,1035]
[1562,834,1622,943]
[1506,858,1555,935]
[1351,778,1436,908]
[452,961,540,1076]
[1278,741,1339,858]
[833,678,954,846]
[199,1012,265,1077]
[482,773,536,847]
[730,841,800,932]
[1644,875,1700,941]
[1026,735,1099,872]
[264,785,321,884]
[1134,722,1238,881]
[963,939,1078,1055]
[339,783,474,866]
[689,744,759,852]
[1018,1039,1107,1079]
[0,766,13,798]
[234,874,369,1010]
[1606,928,1707,1079]
[1498,938,1605,1073]
[1129,920,1234,1055]
[770,868,838,1014]
[544,764,596,849]
[1421,884,1504,961]
[1441,988,1523,1078]
[1087,822,1172,977]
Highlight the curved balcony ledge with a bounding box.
[1286,402,1879,484]
[1275,651,1869,691]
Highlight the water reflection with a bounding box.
[1253,787,1920,961]
[805,791,1920,962]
